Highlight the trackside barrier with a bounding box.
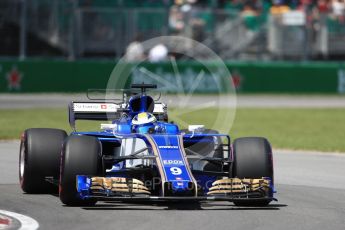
[0,60,344,93]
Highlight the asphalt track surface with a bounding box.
[0,141,345,230]
[1,94,345,108]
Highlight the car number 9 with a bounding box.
[170,167,182,175]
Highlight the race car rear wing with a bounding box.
[68,102,120,130]
[68,101,166,130]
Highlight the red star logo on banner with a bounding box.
[231,71,242,90]
[6,66,23,91]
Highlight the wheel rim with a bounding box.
[19,141,25,180]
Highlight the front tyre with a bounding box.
[59,135,101,206]
[19,128,67,193]
[232,137,274,206]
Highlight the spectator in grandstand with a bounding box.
[317,0,331,13]
[241,4,260,31]
[241,4,258,18]
[125,35,145,62]
[190,17,206,41]
[270,0,291,14]
[148,43,169,62]
[300,0,313,8]
[189,1,207,41]
[170,0,206,41]
[331,0,345,22]
[169,5,185,33]
[314,0,330,25]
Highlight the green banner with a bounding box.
[130,62,232,93]
[228,62,343,93]
[1,60,344,93]
[0,60,115,93]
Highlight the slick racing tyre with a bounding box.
[232,137,274,206]
[19,128,67,193]
[59,135,101,206]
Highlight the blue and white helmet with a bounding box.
[132,112,157,125]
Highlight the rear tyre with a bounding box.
[232,137,274,206]
[59,135,101,206]
[19,128,67,193]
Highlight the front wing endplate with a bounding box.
[207,177,271,195]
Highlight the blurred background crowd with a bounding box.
[0,0,344,61]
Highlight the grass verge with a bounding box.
[0,108,344,152]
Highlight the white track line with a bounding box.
[0,210,39,230]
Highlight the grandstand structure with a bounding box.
[0,0,344,60]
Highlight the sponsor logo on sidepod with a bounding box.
[158,146,179,149]
[163,160,184,165]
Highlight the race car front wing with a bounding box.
[76,176,277,203]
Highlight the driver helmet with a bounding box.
[132,112,157,133]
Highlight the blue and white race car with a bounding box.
[19,84,276,206]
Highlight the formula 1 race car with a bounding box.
[19,84,276,206]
